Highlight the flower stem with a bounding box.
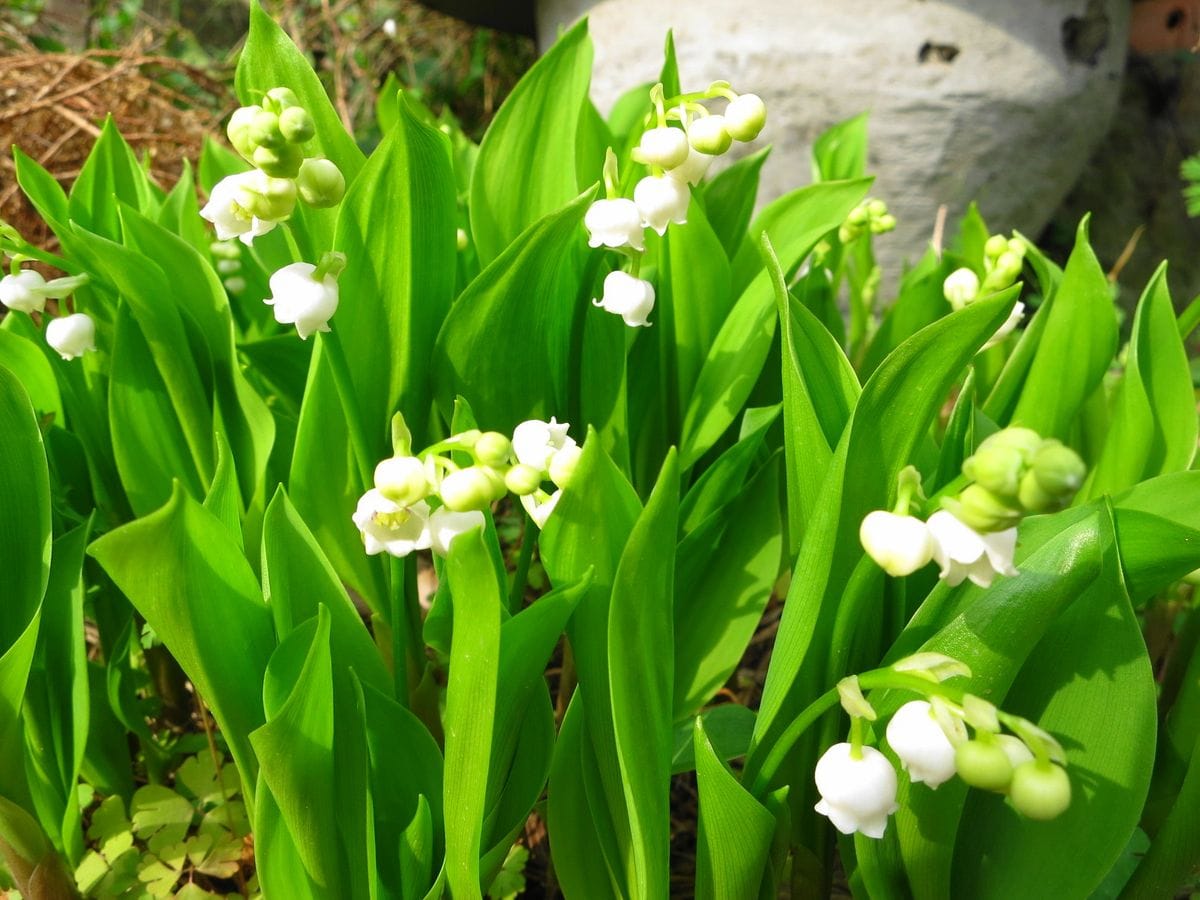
[507,510,537,615]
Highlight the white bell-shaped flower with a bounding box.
[593,271,655,328]
[352,490,432,557]
[511,417,575,472]
[633,175,689,235]
[885,700,958,789]
[45,313,96,360]
[584,198,645,251]
[635,126,690,169]
[859,511,934,577]
[943,268,980,310]
[926,510,1018,588]
[980,301,1025,351]
[667,146,715,186]
[814,743,899,839]
[0,269,49,314]
[427,507,484,557]
[521,488,562,529]
[200,170,280,245]
[264,262,339,340]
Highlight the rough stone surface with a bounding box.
[537,0,1130,279]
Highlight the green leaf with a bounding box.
[469,18,593,265]
[1009,217,1118,439]
[608,451,679,899]
[693,717,776,900]
[434,189,596,432]
[702,146,771,259]
[678,404,779,533]
[443,526,501,900]
[680,179,872,467]
[252,609,344,896]
[88,485,275,811]
[1083,263,1197,498]
[0,329,62,425]
[858,257,953,379]
[68,117,159,240]
[129,785,192,842]
[671,704,757,774]
[811,112,869,182]
[176,754,241,811]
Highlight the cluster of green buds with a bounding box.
[226,87,346,208]
[808,654,1073,840]
[949,427,1087,532]
[354,415,581,560]
[944,233,1027,311]
[838,198,897,244]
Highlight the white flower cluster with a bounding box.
[586,83,766,328]
[0,266,94,361]
[816,690,1072,839]
[943,233,1029,351]
[201,87,346,246]
[353,416,580,559]
[859,508,1018,588]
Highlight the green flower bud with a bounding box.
[227,106,262,161]
[872,213,897,233]
[847,205,870,227]
[1017,469,1058,513]
[549,443,583,489]
[688,115,733,155]
[456,228,469,251]
[1009,761,1071,820]
[265,87,300,111]
[984,234,1009,259]
[963,445,1026,499]
[480,466,508,502]
[279,106,315,144]
[950,484,1023,532]
[249,109,284,149]
[252,142,304,179]
[374,455,429,505]
[1030,441,1086,500]
[867,199,888,218]
[955,738,1014,792]
[986,250,1023,288]
[439,467,497,512]
[296,158,346,209]
[474,431,512,467]
[505,464,544,496]
[976,427,1042,461]
[1007,237,1026,258]
[724,92,767,142]
[237,174,298,222]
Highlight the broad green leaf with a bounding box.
[858,259,953,379]
[88,485,274,811]
[693,717,775,900]
[811,112,869,182]
[68,117,159,240]
[1083,264,1197,498]
[13,147,69,227]
[1010,218,1117,439]
[251,610,344,896]
[157,160,209,255]
[0,329,62,424]
[702,146,771,259]
[1121,733,1200,899]
[609,451,679,899]
[443,526,501,900]
[674,457,781,717]
[680,179,872,467]
[670,704,757,774]
[202,430,242,537]
[678,403,779,533]
[434,189,596,432]
[469,19,592,265]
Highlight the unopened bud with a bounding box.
[724,93,767,142]
[943,268,980,309]
[984,234,1009,260]
[1029,441,1086,500]
[474,431,512,467]
[963,444,1026,499]
[549,443,583,489]
[265,87,300,111]
[252,142,303,178]
[688,115,733,155]
[439,467,497,512]
[635,126,690,169]
[873,213,897,233]
[374,455,430,505]
[955,738,1013,792]
[977,427,1042,461]
[227,106,262,160]
[296,158,346,208]
[1009,761,1071,820]
[867,199,888,218]
[456,228,469,251]
[949,484,1022,532]
[249,110,284,149]
[997,735,1034,769]
[505,464,544,496]
[987,251,1023,288]
[279,106,315,144]
[238,175,297,222]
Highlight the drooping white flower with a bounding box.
[0,269,49,313]
[200,170,294,245]
[584,198,645,251]
[859,511,934,577]
[521,488,561,529]
[264,262,339,340]
[667,146,715,186]
[593,271,655,328]
[885,701,958,789]
[926,510,1018,588]
[428,507,484,557]
[45,313,96,360]
[633,175,689,235]
[635,126,690,169]
[981,301,1026,351]
[814,743,899,839]
[353,490,432,557]
[943,268,980,310]
[511,417,575,472]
